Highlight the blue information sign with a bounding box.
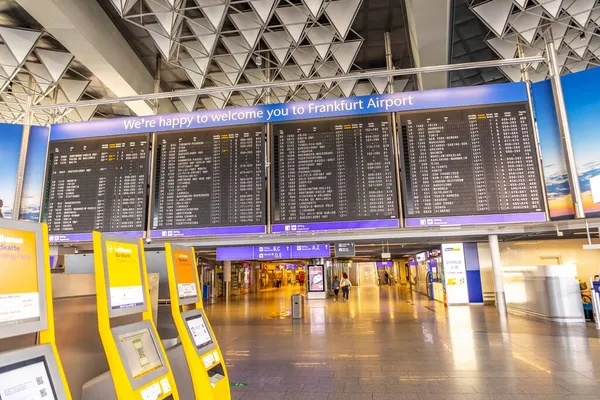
[217,243,330,261]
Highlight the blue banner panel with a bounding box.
[50,82,528,140]
[0,123,24,219]
[376,261,393,267]
[216,243,330,261]
[405,212,547,227]
[149,225,266,239]
[49,230,144,243]
[272,219,399,233]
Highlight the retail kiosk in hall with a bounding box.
[164,243,230,400]
[82,232,179,400]
[0,219,72,400]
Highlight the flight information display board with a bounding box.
[150,125,266,238]
[43,134,149,242]
[271,115,399,232]
[400,103,547,226]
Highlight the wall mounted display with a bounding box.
[150,125,266,238]
[441,243,469,304]
[271,114,399,232]
[43,134,150,242]
[0,123,24,219]
[399,103,546,226]
[532,66,600,219]
[20,126,50,222]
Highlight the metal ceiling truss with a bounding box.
[0,25,103,125]
[470,0,600,82]
[106,0,400,111]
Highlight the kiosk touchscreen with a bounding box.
[0,219,71,400]
[88,232,179,400]
[165,243,230,400]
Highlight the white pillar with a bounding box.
[489,235,506,315]
[223,261,231,300]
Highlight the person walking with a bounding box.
[340,272,352,302]
[332,275,340,302]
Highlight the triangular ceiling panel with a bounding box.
[550,22,569,50]
[369,77,388,94]
[337,79,356,97]
[0,44,17,79]
[500,65,523,81]
[303,0,325,18]
[188,17,214,36]
[564,29,591,58]
[508,10,541,44]
[325,0,362,39]
[539,0,563,19]
[222,35,251,69]
[306,25,335,60]
[304,83,321,100]
[195,0,227,31]
[144,0,183,37]
[271,87,288,103]
[75,105,99,122]
[215,54,243,83]
[513,0,527,9]
[263,31,293,65]
[182,39,208,58]
[563,0,595,28]
[36,49,73,83]
[393,78,409,93]
[59,78,90,102]
[279,65,303,90]
[177,95,198,112]
[249,0,277,23]
[314,60,338,88]
[179,58,206,88]
[0,27,40,64]
[331,40,362,73]
[275,5,310,44]
[25,62,53,94]
[353,82,373,96]
[487,37,517,59]
[109,0,137,16]
[230,11,262,48]
[291,46,319,77]
[147,23,172,59]
[471,0,513,37]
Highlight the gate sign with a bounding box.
[335,243,356,257]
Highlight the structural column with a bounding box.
[544,32,585,218]
[489,235,506,315]
[223,260,232,300]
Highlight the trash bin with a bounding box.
[292,294,304,319]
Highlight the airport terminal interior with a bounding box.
[3,0,600,399]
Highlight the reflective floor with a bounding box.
[204,285,600,400]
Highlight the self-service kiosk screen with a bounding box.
[0,356,57,400]
[185,314,213,350]
[118,328,163,380]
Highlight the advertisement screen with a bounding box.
[106,240,144,310]
[185,314,214,350]
[308,265,325,292]
[0,227,40,327]
[442,243,469,304]
[118,328,163,380]
[174,249,197,300]
[0,356,56,400]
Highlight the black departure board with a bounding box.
[400,103,545,222]
[272,115,398,224]
[43,134,149,238]
[151,125,265,233]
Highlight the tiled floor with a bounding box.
[204,285,600,400]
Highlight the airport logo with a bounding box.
[0,234,24,244]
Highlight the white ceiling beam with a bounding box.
[16,0,176,116]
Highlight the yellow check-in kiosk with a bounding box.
[83,232,179,400]
[0,219,71,400]
[165,243,230,400]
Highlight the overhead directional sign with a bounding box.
[216,243,330,261]
[335,243,355,257]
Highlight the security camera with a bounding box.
[146,238,152,244]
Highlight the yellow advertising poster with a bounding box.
[0,228,40,326]
[105,240,144,310]
[174,249,197,299]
